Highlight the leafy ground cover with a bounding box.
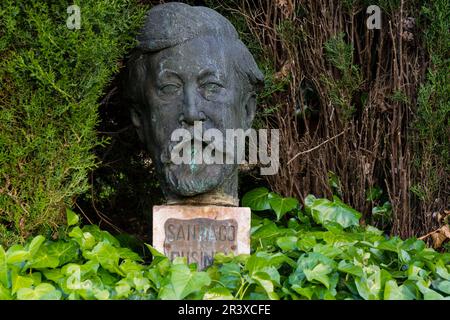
[0,188,449,300]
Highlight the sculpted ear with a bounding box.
[244,92,257,129]
[130,108,144,142]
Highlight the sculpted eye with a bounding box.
[160,84,181,95]
[201,82,223,99]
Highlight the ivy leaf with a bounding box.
[66,208,79,227]
[296,234,317,251]
[242,187,271,211]
[303,263,332,288]
[291,284,314,300]
[147,268,163,290]
[435,260,450,280]
[6,245,29,264]
[93,289,110,300]
[26,248,59,269]
[354,266,382,300]
[68,227,96,250]
[297,252,337,271]
[27,240,79,269]
[251,220,285,249]
[383,280,415,300]
[377,237,402,253]
[115,280,131,299]
[117,247,143,262]
[313,243,343,259]
[27,235,45,257]
[42,269,64,284]
[98,268,118,287]
[276,236,298,251]
[372,202,392,217]
[252,271,279,300]
[304,194,316,207]
[268,194,298,221]
[120,259,144,274]
[0,246,8,287]
[218,263,241,290]
[16,283,62,300]
[434,280,450,295]
[399,249,411,264]
[0,283,11,300]
[248,292,270,300]
[203,287,234,300]
[337,260,363,278]
[366,186,383,201]
[261,266,281,285]
[53,241,80,266]
[407,265,428,281]
[305,195,361,228]
[12,275,34,295]
[81,225,120,247]
[159,261,211,300]
[133,274,151,292]
[416,279,445,300]
[83,242,122,276]
[245,252,291,275]
[145,244,169,267]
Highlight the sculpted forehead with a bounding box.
[149,37,231,78]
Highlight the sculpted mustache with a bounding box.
[160,137,232,164]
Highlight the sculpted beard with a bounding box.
[160,136,234,196]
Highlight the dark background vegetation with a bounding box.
[1,0,448,248]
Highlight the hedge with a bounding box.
[0,0,147,246]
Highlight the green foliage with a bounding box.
[412,0,450,203]
[157,258,211,300]
[0,0,147,246]
[242,187,299,221]
[252,60,290,130]
[0,212,215,300]
[240,189,450,300]
[321,32,362,120]
[328,171,343,198]
[304,195,361,229]
[365,186,393,230]
[1,189,449,300]
[276,19,303,48]
[366,186,383,202]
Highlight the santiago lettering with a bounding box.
[166,222,236,241]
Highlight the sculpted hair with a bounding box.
[125,2,264,109]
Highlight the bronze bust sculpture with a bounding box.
[126,2,263,206]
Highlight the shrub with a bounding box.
[411,0,450,232]
[0,189,448,300]
[0,0,147,246]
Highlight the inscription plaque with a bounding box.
[164,218,238,270]
[153,205,250,270]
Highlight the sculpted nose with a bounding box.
[179,86,206,125]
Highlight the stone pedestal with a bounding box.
[153,205,250,270]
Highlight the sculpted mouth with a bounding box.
[163,136,225,167]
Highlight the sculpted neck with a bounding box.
[164,170,239,206]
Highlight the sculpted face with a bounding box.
[127,3,263,205]
[132,36,254,201]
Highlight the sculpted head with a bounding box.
[126,2,263,205]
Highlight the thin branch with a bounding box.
[287,129,348,165]
[74,201,94,225]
